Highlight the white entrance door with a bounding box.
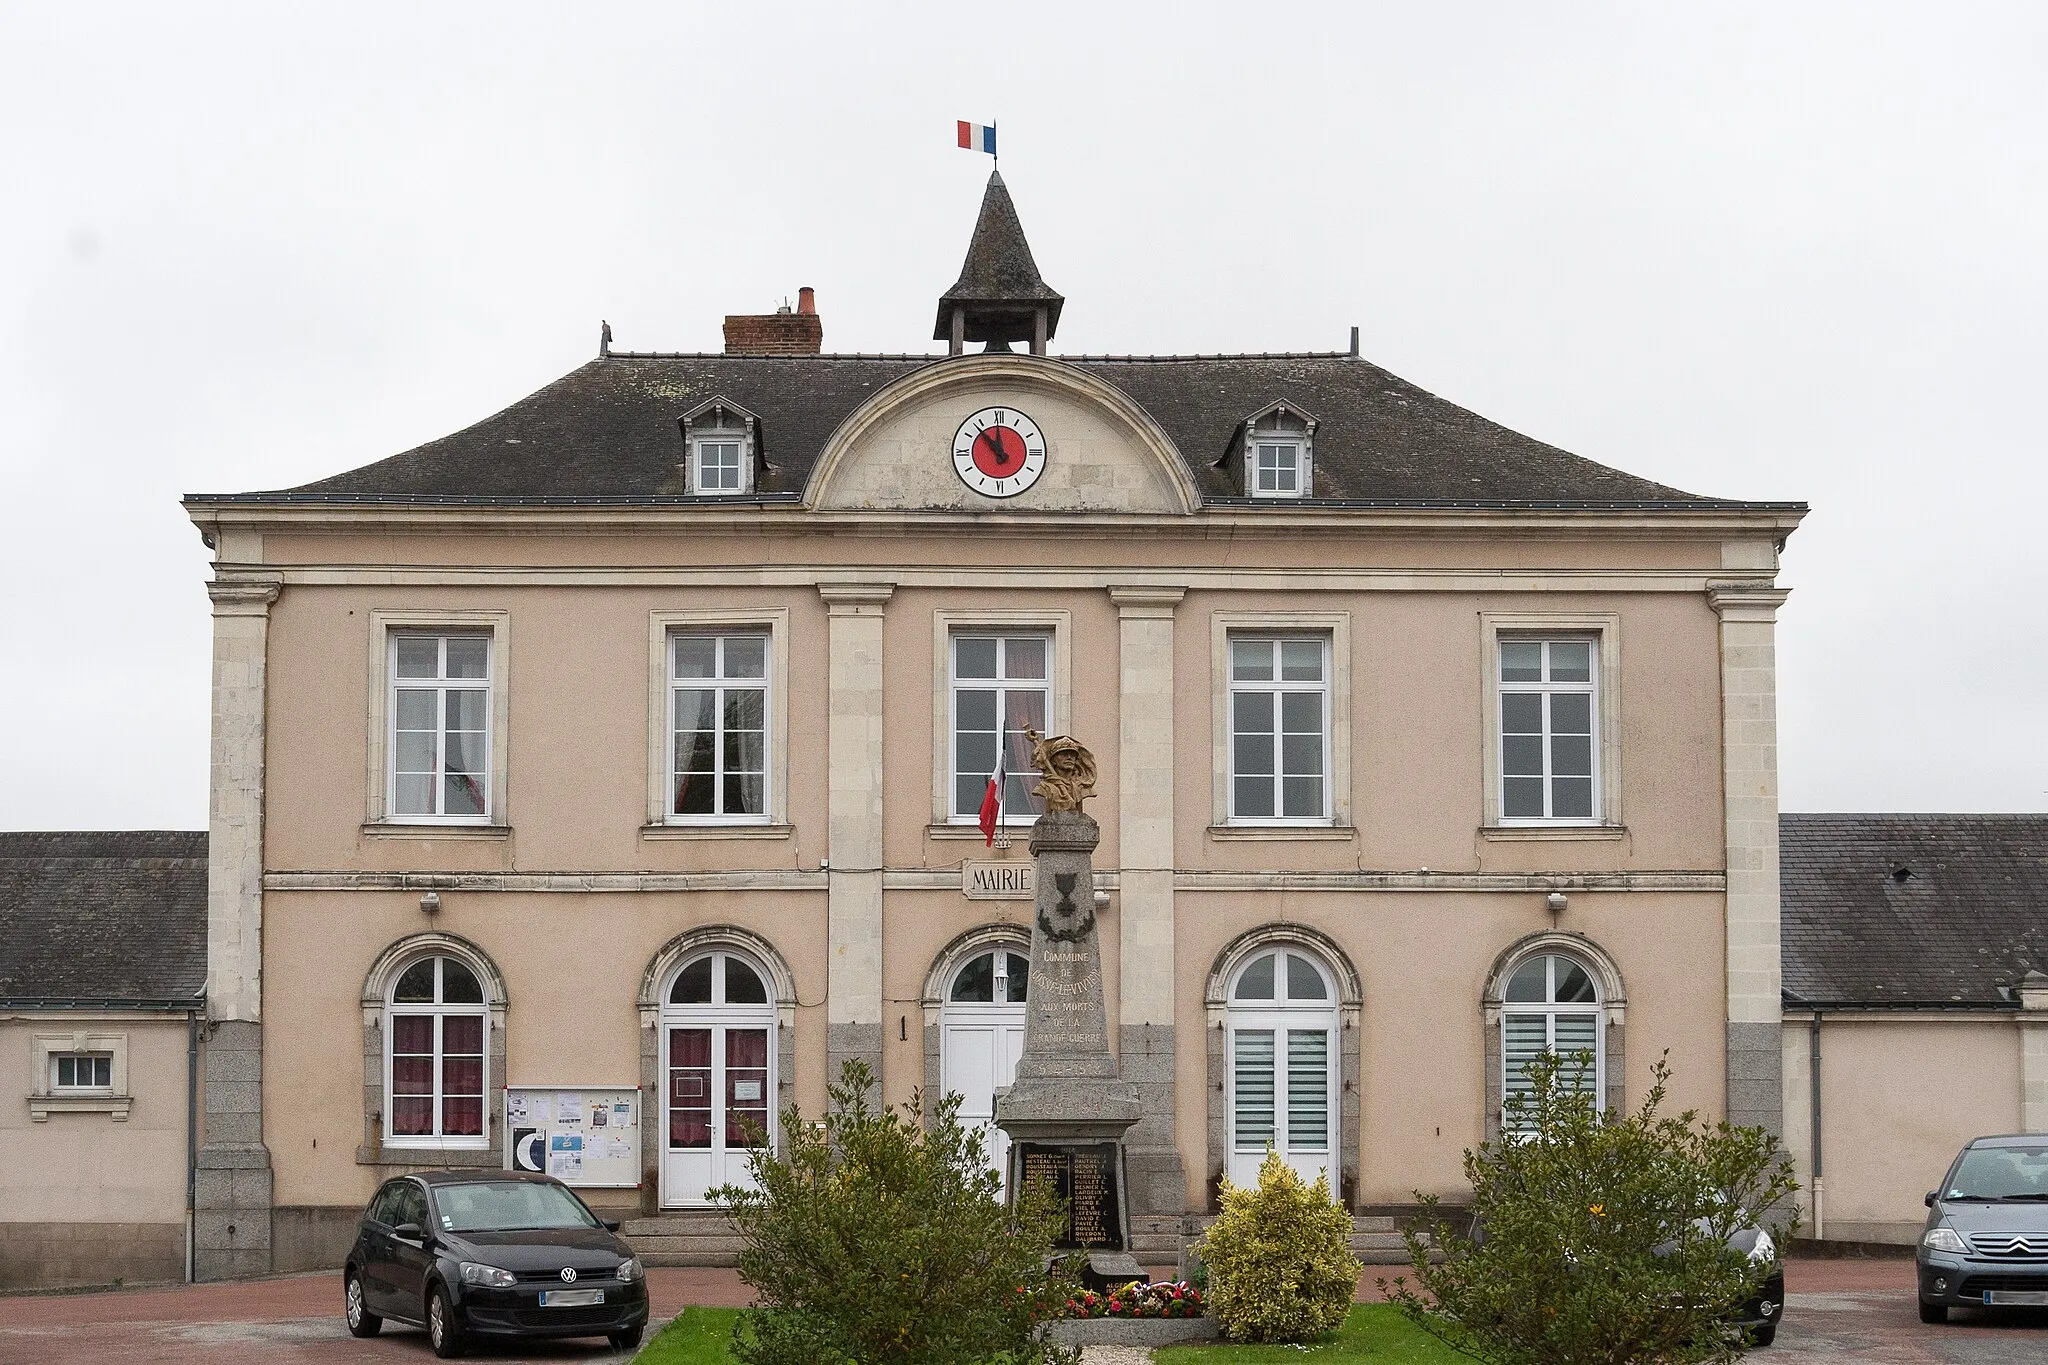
[940,947,1028,1187]
[661,951,776,1208]
[1225,948,1340,1190]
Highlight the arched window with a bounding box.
[662,950,776,1207]
[949,949,1030,1004]
[1225,946,1338,1189]
[1501,952,1604,1129]
[385,954,489,1146]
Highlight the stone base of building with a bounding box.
[194,1019,274,1282]
[271,1205,364,1273]
[0,1220,186,1291]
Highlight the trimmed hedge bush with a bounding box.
[1193,1150,1358,1342]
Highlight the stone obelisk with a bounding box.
[995,730,1145,1283]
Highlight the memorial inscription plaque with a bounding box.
[1016,1142,1125,1250]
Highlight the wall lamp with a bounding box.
[420,891,442,915]
[1545,890,1569,916]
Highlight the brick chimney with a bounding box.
[723,288,823,355]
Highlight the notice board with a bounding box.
[503,1086,642,1188]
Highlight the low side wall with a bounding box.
[0,1221,184,1290]
[1782,1012,2023,1245]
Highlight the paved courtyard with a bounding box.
[2,1258,2043,1364]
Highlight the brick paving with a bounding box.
[2,1257,2045,1364]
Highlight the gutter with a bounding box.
[186,1003,201,1283]
[0,997,201,1011]
[1809,1007,1824,1241]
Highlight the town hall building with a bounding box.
[179,172,1806,1278]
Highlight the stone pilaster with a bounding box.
[197,577,281,1280]
[1109,585,1186,1215]
[819,582,893,1101]
[1709,584,1791,1136]
[2020,971,2048,1133]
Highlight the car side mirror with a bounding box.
[392,1221,423,1242]
[1924,1191,1937,1208]
[601,1219,620,1232]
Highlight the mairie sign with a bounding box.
[961,860,1034,900]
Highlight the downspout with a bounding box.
[1808,1009,1824,1242]
[186,1007,200,1283]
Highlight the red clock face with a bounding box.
[952,407,1047,498]
[971,424,1028,478]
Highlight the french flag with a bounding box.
[978,725,1007,846]
[956,121,997,156]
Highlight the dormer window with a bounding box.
[1253,441,1302,497]
[694,438,744,493]
[678,396,762,496]
[1228,402,1317,499]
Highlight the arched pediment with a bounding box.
[802,354,1199,515]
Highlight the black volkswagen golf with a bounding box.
[343,1170,649,1357]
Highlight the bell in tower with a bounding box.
[933,171,1065,356]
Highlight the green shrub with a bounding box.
[1193,1149,1359,1342]
[1383,1051,1800,1365]
[714,1060,1078,1365]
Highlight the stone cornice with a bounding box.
[201,564,1787,597]
[262,867,1724,894]
[184,500,1809,543]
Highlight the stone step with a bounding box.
[622,1234,749,1255]
[641,1251,748,1268]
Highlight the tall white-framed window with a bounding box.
[669,633,769,821]
[1500,951,1605,1131]
[51,1052,114,1091]
[1228,635,1330,823]
[692,438,744,494]
[1251,442,1302,497]
[388,632,492,822]
[1225,946,1340,1189]
[385,954,489,1147]
[949,633,1050,823]
[1497,638,1599,824]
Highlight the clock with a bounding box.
[952,407,1047,498]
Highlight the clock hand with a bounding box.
[980,428,1014,470]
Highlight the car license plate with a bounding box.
[1984,1290,2048,1306]
[538,1288,605,1308]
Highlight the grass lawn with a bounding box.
[1157,1305,1470,1364]
[632,1306,742,1364]
[631,1304,1467,1364]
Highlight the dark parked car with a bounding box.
[1919,1133,2048,1323]
[1725,1222,1785,1346]
[343,1170,649,1357]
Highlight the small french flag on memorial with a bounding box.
[956,120,997,157]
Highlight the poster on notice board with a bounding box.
[504,1086,640,1188]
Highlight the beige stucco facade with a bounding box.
[0,1014,195,1289]
[185,350,1801,1277]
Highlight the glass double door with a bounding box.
[940,1011,1026,1189]
[662,1022,772,1206]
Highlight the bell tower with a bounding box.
[933,171,1065,356]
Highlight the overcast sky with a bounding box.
[2,2,2042,829]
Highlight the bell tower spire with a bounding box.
[934,170,1064,356]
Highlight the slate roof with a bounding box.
[0,831,208,1008]
[1780,814,2048,1010]
[933,170,1065,342]
[195,351,1799,511]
